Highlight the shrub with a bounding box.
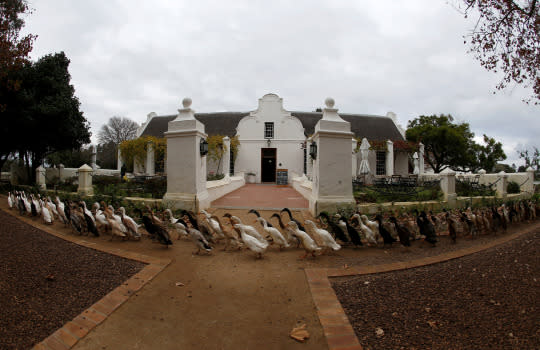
[207,173,225,181]
[507,181,520,194]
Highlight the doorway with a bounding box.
[261,148,276,182]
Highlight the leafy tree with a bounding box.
[517,146,539,170]
[406,114,476,173]
[0,0,35,89]
[98,116,139,145]
[97,142,118,169]
[470,134,506,172]
[0,0,35,170]
[457,0,540,103]
[46,147,92,168]
[9,52,91,182]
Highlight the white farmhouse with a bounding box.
[133,93,410,183]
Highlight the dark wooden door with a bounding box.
[261,148,276,182]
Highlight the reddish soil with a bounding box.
[332,229,540,350]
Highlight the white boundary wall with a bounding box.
[206,175,245,203]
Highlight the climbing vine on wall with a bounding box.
[393,140,419,153]
[367,140,388,152]
[119,136,166,171]
[207,135,240,173]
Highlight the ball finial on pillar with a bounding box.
[182,97,192,109]
[324,97,335,108]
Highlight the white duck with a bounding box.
[40,199,53,224]
[304,220,341,252]
[256,217,289,250]
[351,214,377,245]
[118,207,141,239]
[92,202,110,232]
[55,196,67,224]
[7,192,13,209]
[287,221,321,259]
[164,209,188,238]
[235,224,268,259]
[200,210,226,240]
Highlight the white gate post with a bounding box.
[163,98,209,211]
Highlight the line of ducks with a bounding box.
[7,191,537,259]
[8,191,146,242]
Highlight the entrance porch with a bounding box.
[210,184,308,210]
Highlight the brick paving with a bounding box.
[211,184,309,209]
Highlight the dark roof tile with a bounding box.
[140,111,404,141]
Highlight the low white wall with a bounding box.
[45,167,120,183]
[45,168,78,182]
[206,175,245,202]
[291,175,313,202]
[459,171,534,193]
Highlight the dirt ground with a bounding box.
[333,229,540,350]
[1,196,538,350]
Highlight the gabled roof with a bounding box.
[139,111,404,141]
[291,112,404,141]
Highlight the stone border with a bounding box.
[0,208,171,350]
[305,222,540,350]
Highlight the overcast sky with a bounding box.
[23,0,538,166]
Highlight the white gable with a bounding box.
[236,93,304,140]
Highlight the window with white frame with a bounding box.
[264,122,274,139]
[376,151,386,175]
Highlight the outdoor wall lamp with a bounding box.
[266,138,271,147]
[200,138,209,156]
[309,141,317,159]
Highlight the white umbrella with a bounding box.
[358,138,371,175]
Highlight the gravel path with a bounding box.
[332,229,540,350]
[0,211,145,350]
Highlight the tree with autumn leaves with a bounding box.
[458,0,539,104]
[0,1,91,182]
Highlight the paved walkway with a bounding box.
[211,184,309,209]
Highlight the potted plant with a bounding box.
[246,171,256,183]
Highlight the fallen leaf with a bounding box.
[364,281,370,285]
[290,324,310,342]
[343,264,349,269]
[425,307,431,313]
[427,320,439,329]
[175,282,184,287]
[375,327,384,338]
[45,274,55,281]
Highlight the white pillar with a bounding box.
[352,138,358,178]
[525,167,535,193]
[77,164,94,196]
[309,97,355,215]
[440,168,456,207]
[386,140,394,176]
[90,145,97,170]
[419,142,425,174]
[222,136,231,177]
[307,139,313,179]
[496,171,508,199]
[117,148,123,171]
[146,142,155,176]
[36,166,46,190]
[413,152,419,175]
[163,97,210,211]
